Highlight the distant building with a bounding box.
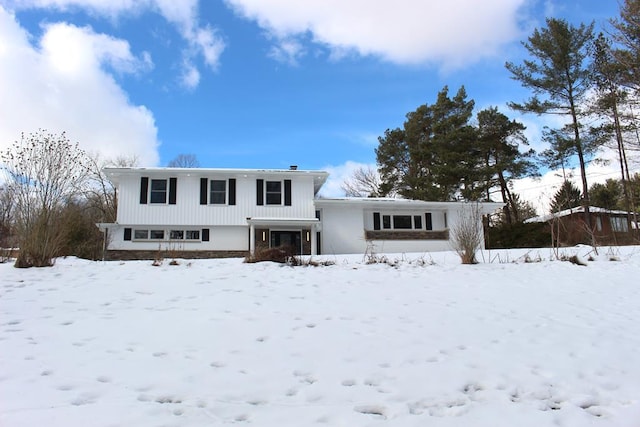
[525,206,639,246]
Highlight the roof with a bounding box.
[525,206,634,223]
[315,197,504,213]
[103,167,329,194]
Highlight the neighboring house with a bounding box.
[525,206,639,246]
[97,166,502,259]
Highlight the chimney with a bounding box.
[289,165,298,170]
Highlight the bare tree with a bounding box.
[0,130,90,267]
[0,184,15,259]
[167,153,199,168]
[451,203,483,264]
[341,165,389,197]
[85,153,138,224]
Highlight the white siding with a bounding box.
[107,225,248,251]
[117,173,317,226]
[318,202,465,255]
[318,204,366,255]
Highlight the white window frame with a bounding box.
[149,179,168,204]
[209,180,227,205]
[265,180,282,205]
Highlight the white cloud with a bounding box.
[319,160,377,198]
[4,0,225,87]
[512,147,640,216]
[0,6,159,165]
[224,0,527,67]
[180,58,200,90]
[268,36,305,66]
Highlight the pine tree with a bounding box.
[476,107,538,223]
[550,181,583,213]
[376,86,476,201]
[610,0,640,91]
[506,18,596,225]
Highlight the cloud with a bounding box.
[511,147,640,215]
[319,160,377,198]
[0,6,159,165]
[224,0,527,67]
[3,0,225,87]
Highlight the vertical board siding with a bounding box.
[117,173,317,226]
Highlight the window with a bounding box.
[132,229,201,241]
[186,230,201,240]
[266,181,282,205]
[170,230,184,240]
[610,216,629,232]
[393,215,413,229]
[209,180,226,204]
[150,179,167,204]
[373,212,430,230]
[134,229,149,240]
[257,179,290,206]
[150,230,165,239]
[141,177,176,204]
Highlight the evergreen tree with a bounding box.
[589,179,623,210]
[550,180,583,213]
[376,86,476,201]
[610,0,640,90]
[506,18,596,225]
[476,107,538,223]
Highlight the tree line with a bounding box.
[0,130,201,267]
[343,0,640,228]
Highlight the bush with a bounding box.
[451,203,483,264]
[245,245,299,264]
[486,221,550,249]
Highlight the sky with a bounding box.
[0,0,633,212]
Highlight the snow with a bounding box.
[2,246,640,427]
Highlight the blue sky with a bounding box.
[0,0,628,205]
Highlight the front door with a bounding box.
[271,231,302,254]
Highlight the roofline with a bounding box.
[525,206,636,223]
[315,198,504,212]
[104,167,329,193]
[103,166,329,176]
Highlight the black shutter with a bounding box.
[256,179,264,205]
[373,212,381,230]
[228,179,236,205]
[139,177,148,204]
[425,212,433,231]
[284,179,292,206]
[169,178,177,205]
[200,178,208,205]
[201,228,210,242]
[124,228,132,241]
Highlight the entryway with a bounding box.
[270,231,302,254]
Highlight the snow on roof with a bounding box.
[525,206,633,223]
[315,197,504,213]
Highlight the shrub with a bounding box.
[451,203,483,264]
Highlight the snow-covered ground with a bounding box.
[2,246,640,427]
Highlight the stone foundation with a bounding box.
[365,229,449,241]
[105,249,248,261]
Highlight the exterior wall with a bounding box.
[319,203,456,255]
[553,212,637,246]
[107,225,249,252]
[116,172,317,226]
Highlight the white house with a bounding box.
[98,166,502,259]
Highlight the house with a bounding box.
[97,166,502,259]
[525,206,639,246]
